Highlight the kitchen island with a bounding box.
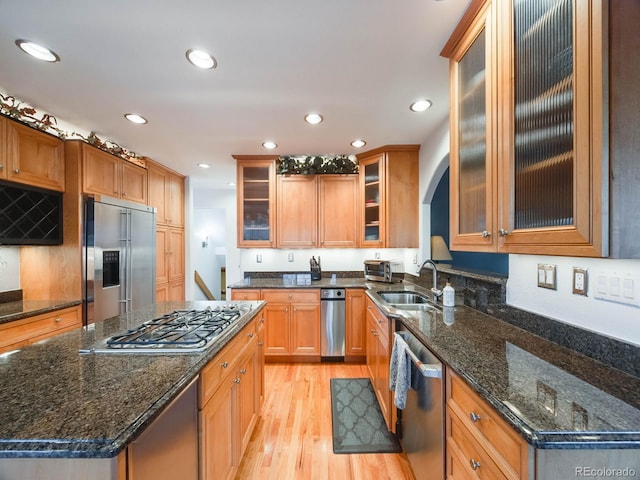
[0,300,264,479]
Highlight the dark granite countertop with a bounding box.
[0,300,265,459]
[231,278,640,449]
[0,299,83,326]
[365,285,640,450]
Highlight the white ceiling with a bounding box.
[1,0,469,189]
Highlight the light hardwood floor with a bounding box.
[235,362,416,480]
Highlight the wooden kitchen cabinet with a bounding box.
[0,116,65,192]
[446,369,530,479]
[356,145,419,248]
[260,289,321,361]
[230,289,261,301]
[71,141,148,204]
[155,225,184,301]
[200,317,261,480]
[277,174,317,248]
[0,305,81,354]
[277,174,359,248]
[345,289,366,361]
[443,0,640,257]
[234,156,278,248]
[147,160,184,227]
[365,297,392,430]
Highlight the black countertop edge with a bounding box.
[0,299,82,326]
[0,301,266,459]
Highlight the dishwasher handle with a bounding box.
[394,332,442,379]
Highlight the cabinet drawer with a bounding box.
[261,289,320,303]
[448,371,526,478]
[0,306,81,353]
[199,320,257,407]
[448,411,507,480]
[231,289,261,301]
[366,301,389,343]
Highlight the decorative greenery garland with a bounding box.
[277,155,358,175]
[0,93,141,162]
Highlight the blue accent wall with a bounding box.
[431,168,509,275]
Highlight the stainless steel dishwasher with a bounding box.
[320,288,345,360]
[395,323,444,480]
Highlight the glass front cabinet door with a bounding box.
[235,156,277,247]
[443,0,607,256]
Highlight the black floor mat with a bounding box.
[330,378,402,454]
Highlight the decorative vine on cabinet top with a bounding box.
[0,115,65,192]
[442,0,640,258]
[356,145,419,248]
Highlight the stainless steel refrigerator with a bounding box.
[83,196,156,325]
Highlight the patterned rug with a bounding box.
[330,378,402,454]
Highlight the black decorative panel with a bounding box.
[0,180,63,245]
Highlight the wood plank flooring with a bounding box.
[235,363,415,480]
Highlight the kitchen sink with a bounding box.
[376,291,440,312]
[377,291,431,304]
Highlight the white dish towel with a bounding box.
[389,332,411,409]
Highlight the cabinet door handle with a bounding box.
[14,168,20,174]
[469,411,481,422]
[481,230,491,238]
[247,332,254,338]
[0,164,4,170]
[55,317,62,323]
[235,378,241,384]
[221,362,229,368]
[498,228,510,236]
[258,341,264,346]
[469,459,481,470]
[240,368,247,375]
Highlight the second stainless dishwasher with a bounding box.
[320,288,345,360]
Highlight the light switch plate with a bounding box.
[537,264,557,290]
[572,267,588,296]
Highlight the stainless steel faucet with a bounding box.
[417,259,443,302]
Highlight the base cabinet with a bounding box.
[446,369,530,479]
[345,289,367,361]
[365,297,392,430]
[261,289,321,361]
[199,317,262,480]
[0,305,81,354]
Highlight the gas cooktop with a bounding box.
[80,304,251,354]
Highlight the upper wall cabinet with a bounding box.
[356,145,420,248]
[277,174,359,248]
[66,140,148,204]
[443,0,640,257]
[0,116,65,192]
[147,161,185,227]
[235,155,278,248]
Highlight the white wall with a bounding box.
[0,247,20,292]
[508,255,640,346]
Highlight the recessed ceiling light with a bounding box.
[124,113,148,124]
[198,163,211,169]
[304,113,323,125]
[185,49,217,69]
[351,139,366,148]
[410,99,432,112]
[262,141,278,150]
[15,39,60,63]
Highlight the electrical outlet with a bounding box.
[572,267,588,296]
[288,253,294,262]
[537,264,557,290]
[256,254,262,263]
[375,252,381,260]
[413,253,418,264]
